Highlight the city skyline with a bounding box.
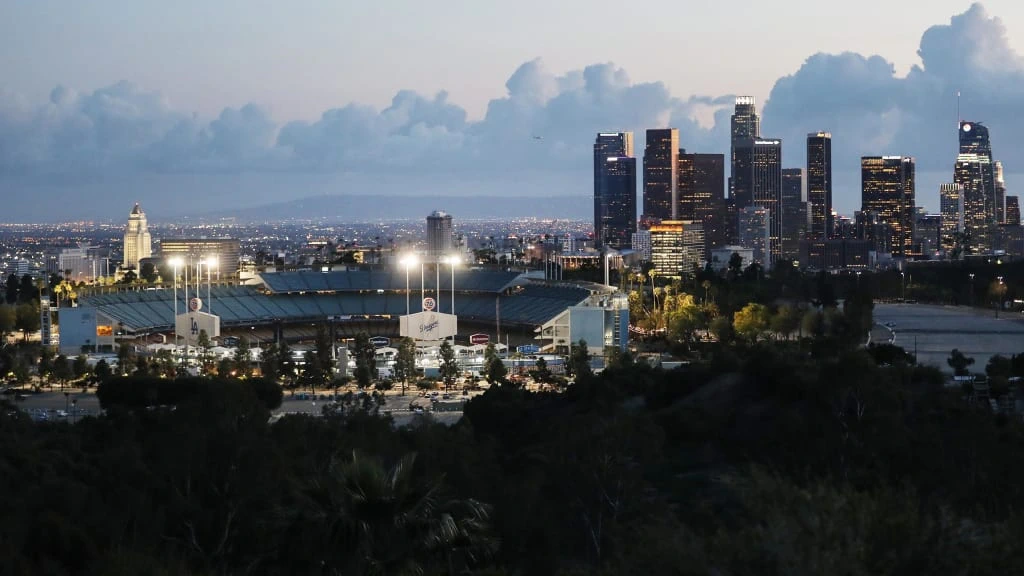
[2,4,1024,221]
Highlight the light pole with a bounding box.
[170,257,184,357]
[900,271,905,302]
[446,255,458,345]
[206,256,218,315]
[969,273,975,307]
[996,276,1005,318]
[400,255,418,318]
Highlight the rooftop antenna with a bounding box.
[956,90,961,126]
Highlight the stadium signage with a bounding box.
[422,297,436,311]
[400,311,457,340]
[470,333,489,345]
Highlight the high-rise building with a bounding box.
[59,246,106,283]
[730,97,760,203]
[649,220,704,278]
[738,206,770,265]
[426,211,454,257]
[594,133,637,249]
[956,121,997,253]
[1007,196,1020,226]
[861,156,915,257]
[643,129,679,220]
[123,203,152,271]
[806,132,833,239]
[631,230,652,261]
[677,151,726,251]
[940,183,964,253]
[159,238,241,278]
[751,139,783,266]
[914,211,942,257]
[780,168,808,262]
[995,161,1007,224]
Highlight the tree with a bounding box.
[279,339,297,388]
[393,337,417,396]
[299,349,326,395]
[116,342,133,375]
[15,303,40,341]
[710,315,734,343]
[38,346,54,388]
[0,305,15,342]
[770,304,801,340]
[52,354,72,392]
[728,252,744,280]
[121,270,137,284]
[353,331,377,389]
[483,343,507,384]
[4,274,18,304]
[72,354,90,380]
[18,274,36,304]
[733,303,769,341]
[533,355,553,384]
[947,348,975,376]
[233,336,252,376]
[568,340,592,380]
[439,339,459,392]
[196,329,212,373]
[260,341,282,382]
[139,262,158,283]
[92,358,111,385]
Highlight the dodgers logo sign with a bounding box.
[418,314,440,336]
[190,317,199,336]
[422,297,436,312]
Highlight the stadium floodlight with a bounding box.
[400,254,419,318]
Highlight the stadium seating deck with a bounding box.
[78,278,592,333]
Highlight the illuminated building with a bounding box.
[643,129,678,220]
[751,139,782,266]
[737,206,769,265]
[730,97,760,204]
[939,183,964,252]
[426,210,454,258]
[122,203,152,271]
[594,133,637,249]
[806,132,833,238]
[861,156,915,258]
[649,220,704,278]
[995,161,1007,224]
[1007,196,1020,226]
[631,230,651,261]
[159,238,241,278]
[677,151,726,251]
[780,168,809,262]
[956,121,997,253]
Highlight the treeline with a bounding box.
[3,340,1024,574]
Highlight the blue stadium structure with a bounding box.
[78,270,596,343]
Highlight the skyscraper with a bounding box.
[426,211,454,257]
[751,139,783,266]
[806,132,833,239]
[956,121,997,253]
[730,97,760,202]
[861,157,915,258]
[593,133,637,249]
[643,129,679,220]
[939,183,964,252]
[649,220,704,278]
[780,168,808,262]
[995,161,1007,224]
[123,203,152,271]
[1007,196,1020,226]
[677,151,726,251]
[737,206,770,265]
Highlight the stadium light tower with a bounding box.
[400,254,418,318]
[205,256,218,315]
[445,255,458,345]
[169,257,184,354]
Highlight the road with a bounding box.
[11,389,468,425]
[873,303,1024,372]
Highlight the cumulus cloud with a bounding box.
[762,2,1024,173]
[0,2,1022,218]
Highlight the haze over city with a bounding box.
[2,2,1024,221]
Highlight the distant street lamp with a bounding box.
[996,276,1005,318]
[969,273,976,307]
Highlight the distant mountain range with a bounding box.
[195,194,592,222]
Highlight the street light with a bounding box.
[969,273,976,307]
[997,276,1005,318]
[445,255,459,345]
[900,271,905,302]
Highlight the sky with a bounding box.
[2,1,1024,221]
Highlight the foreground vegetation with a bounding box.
[4,335,1024,575]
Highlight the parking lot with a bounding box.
[874,303,1024,372]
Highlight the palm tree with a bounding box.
[297,452,496,575]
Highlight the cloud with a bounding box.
[1,2,1022,219]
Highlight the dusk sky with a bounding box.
[2,1,1024,221]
